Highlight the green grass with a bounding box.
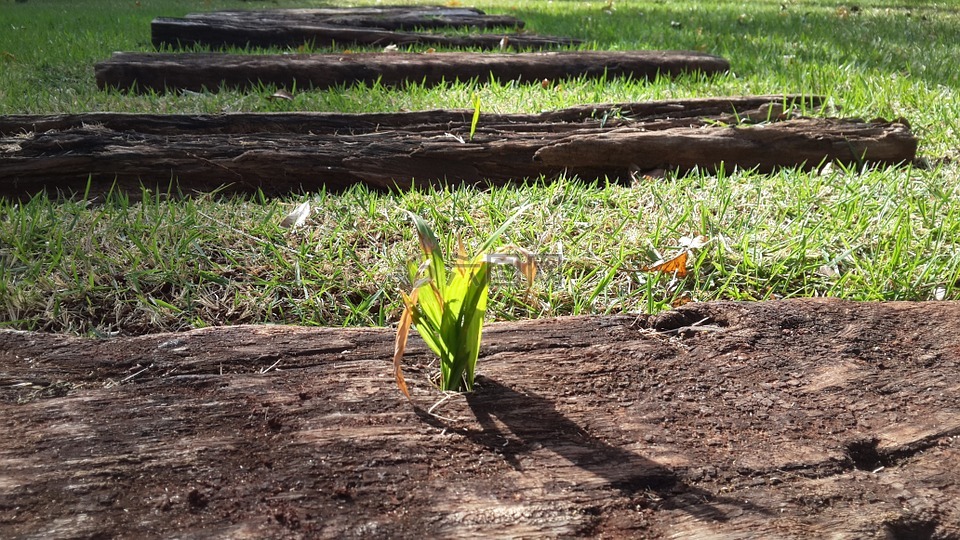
[2,0,960,335]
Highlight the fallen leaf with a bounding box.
[679,234,709,249]
[817,264,839,278]
[279,201,310,229]
[516,247,537,296]
[268,89,294,101]
[393,292,417,400]
[633,167,666,181]
[641,251,688,277]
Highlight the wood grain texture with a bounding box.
[0,96,916,198]
[152,6,544,51]
[94,51,729,93]
[0,95,819,136]
[150,16,576,52]
[2,299,959,538]
[175,6,527,31]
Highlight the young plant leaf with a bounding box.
[394,205,531,395]
[469,93,481,141]
[452,257,489,390]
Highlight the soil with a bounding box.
[1,298,959,539]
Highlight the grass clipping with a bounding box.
[394,207,532,398]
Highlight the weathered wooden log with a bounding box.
[0,97,915,198]
[531,118,916,172]
[176,6,527,31]
[152,17,576,51]
[0,95,821,136]
[151,7,572,51]
[94,51,730,93]
[2,299,959,538]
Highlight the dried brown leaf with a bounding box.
[640,251,688,277]
[393,292,418,400]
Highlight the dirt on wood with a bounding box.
[2,298,959,538]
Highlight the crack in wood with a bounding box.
[3,300,959,537]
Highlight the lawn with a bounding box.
[1,0,959,335]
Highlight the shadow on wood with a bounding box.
[1,299,959,537]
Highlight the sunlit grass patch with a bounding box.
[2,0,960,334]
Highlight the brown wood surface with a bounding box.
[0,96,916,198]
[151,18,576,51]
[2,299,959,538]
[151,7,576,51]
[177,6,527,31]
[94,50,730,93]
[0,95,819,136]
[530,118,916,171]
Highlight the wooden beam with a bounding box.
[2,299,959,537]
[152,7,552,51]
[151,18,574,51]
[94,50,730,93]
[178,6,528,31]
[0,97,917,198]
[531,118,916,172]
[0,95,821,135]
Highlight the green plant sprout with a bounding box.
[393,206,532,398]
[469,92,481,141]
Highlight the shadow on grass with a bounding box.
[513,1,960,88]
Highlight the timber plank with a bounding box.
[1,299,959,537]
[0,95,821,136]
[93,50,730,93]
[151,7,578,51]
[151,18,575,51]
[0,97,917,198]
[175,6,528,31]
